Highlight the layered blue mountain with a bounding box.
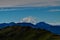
[35,22,60,35]
[0,22,16,28]
[35,22,52,30]
[50,25,60,35]
[17,23,35,28]
[0,22,60,35]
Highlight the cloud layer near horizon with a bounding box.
[0,0,60,7]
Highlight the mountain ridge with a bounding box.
[0,22,60,35]
[0,25,60,40]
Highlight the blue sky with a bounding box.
[0,7,60,25]
[0,0,60,25]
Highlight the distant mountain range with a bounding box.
[0,24,60,40]
[0,22,60,35]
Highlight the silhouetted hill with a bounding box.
[50,25,60,35]
[0,25,60,40]
[0,22,16,28]
[17,23,35,28]
[35,22,51,30]
[35,22,60,35]
[0,22,60,35]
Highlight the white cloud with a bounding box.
[0,0,60,7]
[20,16,37,24]
[0,8,17,11]
[0,7,30,11]
[48,23,60,25]
[49,9,60,12]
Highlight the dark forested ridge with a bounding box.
[0,25,60,40]
[0,22,60,35]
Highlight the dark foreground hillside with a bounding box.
[0,26,60,40]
